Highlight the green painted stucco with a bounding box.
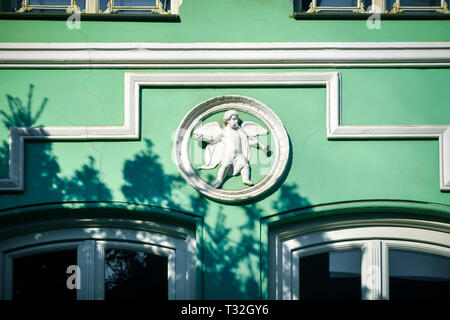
[1,0,450,42]
[0,0,449,300]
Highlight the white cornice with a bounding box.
[1,42,450,68]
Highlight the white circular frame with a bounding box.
[174,95,290,203]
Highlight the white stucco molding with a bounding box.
[1,42,450,68]
[0,73,140,191]
[0,72,449,192]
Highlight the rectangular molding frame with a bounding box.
[1,42,450,68]
[0,70,449,192]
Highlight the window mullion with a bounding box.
[77,240,96,300]
[361,240,382,300]
[381,241,389,300]
[94,241,105,300]
[372,0,385,13]
[171,0,181,14]
[2,255,13,300]
[86,0,98,13]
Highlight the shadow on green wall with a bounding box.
[121,139,184,211]
[0,86,316,300]
[0,85,112,202]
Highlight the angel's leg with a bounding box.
[213,164,232,188]
[241,163,254,186]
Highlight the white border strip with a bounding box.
[1,42,450,68]
[0,72,448,192]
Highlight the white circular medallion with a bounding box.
[174,95,290,203]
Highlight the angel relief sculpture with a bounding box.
[193,110,270,189]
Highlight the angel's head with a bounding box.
[222,109,240,129]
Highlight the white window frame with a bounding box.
[306,0,367,13]
[269,218,450,300]
[301,0,449,14]
[391,0,449,14]
[17,0,81,13]
[0,225,196,300]
[103,0,170,14]
[14,0,181,14]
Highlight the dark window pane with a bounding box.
[113,0,157,6]
[399,0,441,6]
[29,0,72,5]
[389,250,450,300]
[299,249,361,300]
[105,248,168,300]
[100,0,110,11]
[387,0,443,12]
[4,0,26,11]
[100,0,170,12]
[386,0,396,10]
[361,0,372,10]
[317,0,358,6]
[13,250,77,300]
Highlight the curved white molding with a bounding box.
[1,42,450,68]
[269,219,450,300]
[0,224,197,299]
[0,72,140,191]
[0,71,449,192]
[174,95,290,202]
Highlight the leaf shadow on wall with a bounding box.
[0,85,112,204]
[0,86,333,300]
[118,127,315,299]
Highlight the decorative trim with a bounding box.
[0,72,139,191]
[1,42,450,68]
[174,95,290,203]
[306,0,366,13]
[270,220,450,300]
[102,0,168,14]
[390,0,449,14]
[0,224,197,300]
[1,71,449,192]
[17,0,81,13]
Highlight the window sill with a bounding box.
[0,12,180,22]
[293,12,450,20]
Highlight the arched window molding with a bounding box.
[269,217,450,300]
[0,220,197,300]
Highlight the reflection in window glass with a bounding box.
[7,0,86,12]
[389,249,450,300]
[299,249,361,300]
[13,250,77,300]
[105,248,168,300]
[28,0,72,5]
[317,0,358,6]
[399,0,441,6]
[296,0,372,12]
[113,0,157,6]
[100,0,170,12]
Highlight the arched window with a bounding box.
[269,217,450,300]
[0,220,197,300]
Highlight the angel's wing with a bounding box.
[193,122,224,170]
[193,122,223,144]
[240,121,269,161]
[199,142,224,170]
[241,121,267,137]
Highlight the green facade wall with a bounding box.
[0,0,449,299]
